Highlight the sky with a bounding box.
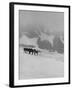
[19,10,64,38]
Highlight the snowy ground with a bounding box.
[19,47,64,80]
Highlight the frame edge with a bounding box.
[9,2,14,87]
[9,2,70,8]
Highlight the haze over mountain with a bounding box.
[19,24,64,54]
[19,10,64,38]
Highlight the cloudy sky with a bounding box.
[19,10,64,38]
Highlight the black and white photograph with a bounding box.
[9,2,70,87]
[19,10,64,80]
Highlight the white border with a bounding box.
[14,4,69,86]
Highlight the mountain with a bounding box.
[53,36,64,53]
[37,37,53,51]
[19,35,38,48]
[19,24,64,54]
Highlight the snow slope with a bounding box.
[19,35,38,48]
[19,47,64,80]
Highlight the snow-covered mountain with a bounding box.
[19,35,38,48]
[19,23,64,54]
